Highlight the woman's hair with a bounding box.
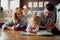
[13,7,22,23]
[29,15,40,26]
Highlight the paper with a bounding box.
[21,30,53,36]
[37,30,53,35]
[22,32,36,36]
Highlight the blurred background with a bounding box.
[0,0,60,30]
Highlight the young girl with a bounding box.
[2,7,27,30]
[26,15,41,33]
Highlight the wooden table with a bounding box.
[0,29,60,40]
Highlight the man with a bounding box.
[22,5,32,29]
[23,5,33,22]
[39,3,60,34]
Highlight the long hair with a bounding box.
[12,7,22,23]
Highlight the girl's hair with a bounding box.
[29,15,40,26]
[12,7,22,23]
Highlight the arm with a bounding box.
[45,21,55,30]
[2,19,13,30]
[32,27,39,32]
[39,20,46,28]
[26,24,33,33]
[6,24,20,30]
[26,24,39,33]
[26,24,31,31]
[19,18,27,27]
[5,26,13,30]
[45,13,56,30]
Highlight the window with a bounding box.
[10,0,20,9]
[1,0,8,10]
[0,0,20,23]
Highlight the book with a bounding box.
[21,30,53,36]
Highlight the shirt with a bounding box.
[2,18,27,29]
[39,12,56,26]
[23,11,33,23]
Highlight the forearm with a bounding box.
[2,19,13,30]
[39,26,46,28]
[45,22,55,30]
[5,26,13,30]
[27,29,32,33]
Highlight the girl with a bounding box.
[2,7,26,30]
[26,15,41,33]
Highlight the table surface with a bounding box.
[0,29,60,40]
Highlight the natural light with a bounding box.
[1,0,20,10]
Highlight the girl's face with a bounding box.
[31,21,39,28]
[16,12,23,20]
[30,17,40,28]
[31,23,36,28]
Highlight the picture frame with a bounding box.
[39,2,43,7]
[33,2,37,7]
[28,2,32,8]
[44,1,49,7]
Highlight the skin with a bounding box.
[40,8,55,30]
[23,8,29,15]
[44,8,53,17]
[27,22,40,33]
[6,12,23,30]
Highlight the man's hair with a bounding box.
[46,3,55,11]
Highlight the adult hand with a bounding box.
[12,24,19,30]
[45,22,55,30]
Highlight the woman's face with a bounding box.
[16,12,23,20]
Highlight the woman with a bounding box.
[2,7,27,30]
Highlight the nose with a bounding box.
[19,15,23,17]
[47,13,49,15]
[46,13,48,16]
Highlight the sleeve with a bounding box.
[2,19,13,29]
[26,24,31,32]
[19,18,27,27]
[49,13,56,23]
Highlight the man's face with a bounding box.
[44,8,53,17]
[24,8,28,14]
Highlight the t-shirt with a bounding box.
[40,12,56,26]
[2,18,27,29]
